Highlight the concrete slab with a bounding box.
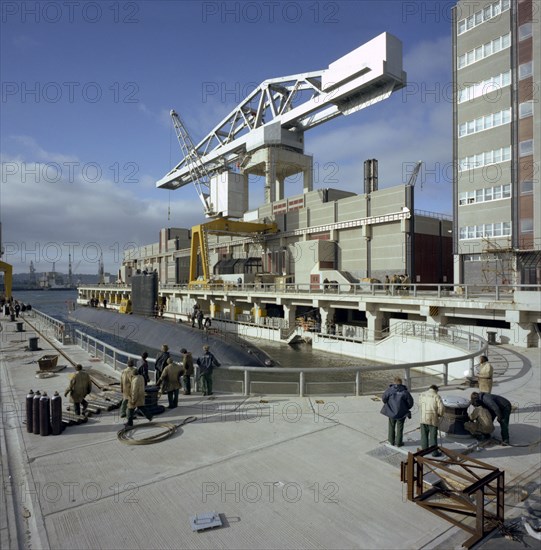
[1,317,540,549]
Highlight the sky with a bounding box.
[0,0,455,275]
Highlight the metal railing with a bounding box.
[27,309,73,345]
[72,323,487,397]
[75,329,157,382]
[78,282,541,301]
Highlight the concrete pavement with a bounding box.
[1,315,540,549]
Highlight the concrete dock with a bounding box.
[1,315,540,549]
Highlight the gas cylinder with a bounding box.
[51,391,62,436]
[39,392,50,436]
[26,390,34,433]
[32,391,41,435]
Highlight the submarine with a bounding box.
[69,306,276,368]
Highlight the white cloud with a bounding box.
[0,143,204,274]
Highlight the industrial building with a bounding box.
[452,0,541,285]
[121,174,453,290]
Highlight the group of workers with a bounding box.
[384,274,410,295]
[380,354,512,453]
[63,344,221,428]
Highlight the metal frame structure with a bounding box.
[189,218,277,285]
[400,446,505,549]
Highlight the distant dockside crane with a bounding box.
[170,110,277,286]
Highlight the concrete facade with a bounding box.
[122,184,452,288]
[453,0,541,285]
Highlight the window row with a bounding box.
[458,33,510,69]
[457,0,510,35]
[458,71,511,104]
[459,222,511,240]
[459,146,511,172]
[458,108,511,137]
[459,184,511,205]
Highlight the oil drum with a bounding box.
[26,390,34,433]
[32,391,41,435]
[144,385,160,407]
[439,395,471,438]
[51,391,62,435]
[39,392,51,436]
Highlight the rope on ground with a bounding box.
[117,415,198,445]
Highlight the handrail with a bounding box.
[77,282,541,301]
[73,323,487,397]
[75,329,157,381]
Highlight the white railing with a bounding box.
[72,323,487,397]
[78,282,541,301]
[75,329,158,383]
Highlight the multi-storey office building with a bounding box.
[453,0,540,284]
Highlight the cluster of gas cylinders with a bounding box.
[26,390,63,436]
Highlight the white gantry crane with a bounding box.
[157,32,407,219]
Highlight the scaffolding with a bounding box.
[481,238,515,288]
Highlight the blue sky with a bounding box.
[1,0,454,274]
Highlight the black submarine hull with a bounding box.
[69,307,275,367]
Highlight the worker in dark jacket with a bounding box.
[154,344,170,383]
[380,376,414,447]
[471,392,512,445]
[138,352,150,386]
[181,348,194,395]
[196,345,221,396]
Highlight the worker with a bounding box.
[476,355,493,393]
[196,345,221,396]
[156,357,182,409]
[181,348,194,395]
[154,344,170,382]
[64,364,92,416]
[418,385,445,456]
[470,392,512,445]
[120,359,137,418]
[126,370,153,427]
[464,404,494,441]
[380,376,414,447]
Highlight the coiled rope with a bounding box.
[117,415,197,445]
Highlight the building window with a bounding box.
[457,71,511,103]
[519,101,533,118]
[459,222,512,240]
[520,180,533,194]
[459,146,511,171]
[458,108,511,137]
[519,22,533,41]
[520,219,533,233]
[519,61,533,80]
[458,33,511,70]
[457,0,510,36]
[519,140,533,157]
[458,184,511,206]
